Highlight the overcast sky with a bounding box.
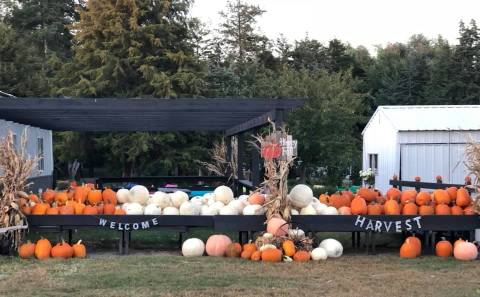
[191,0,480,54]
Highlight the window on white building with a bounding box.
[369,154,378,175]
[37,137,44,171]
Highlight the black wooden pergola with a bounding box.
[0,97,305,189]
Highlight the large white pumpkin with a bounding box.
[170,191,189,208]
[124,202,144,215]
[321,206,339,215]
[242,204,265,215]
[319,238,343,258]
[289,184,313,208]
[200,205,216,216]
[314,203,328,214]
[214,186,234,204]
[143,204,162,215]
[182,238,205,257]
[228,200,246,213]
[290,209,300,215]
[311,247,328,260]
[163,206,180,215]
[179,201,195,215]
[300,204,317,215]
[238,195,249,204]
[219,205,238,215]
[116,188,130,204]
[209,201,225,213]
[148,191,171,208]
[129,185,149,205]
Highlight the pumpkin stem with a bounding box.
[76,240,82,245]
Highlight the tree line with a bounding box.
[1,0,479,186]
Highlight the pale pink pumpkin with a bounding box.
[266,217,288,236]
[453,241,478,261]
[337,206,352,215]
[205,234,232,256]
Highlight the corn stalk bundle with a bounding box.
[251,121,294,221]
[464,137,480,213]
[197,137,238,181]
[0,131,38,251]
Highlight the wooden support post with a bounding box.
[226,136,232,177]
[251,135,260,188]
[237,134,245,194]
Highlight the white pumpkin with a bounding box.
[148,191,171,208]
[311,247,328,260]
[319,238,343,258]
[289,184,313,208]
[209,201,225,213]
[259,244,277,252]
[321,206,339,215]
[179,201,195,215]
[170,191,189,208]
[163,206,180,215]
[300,204,317,215]
[228,200,246,213]
[213,185,234,204]
[129,185,149,205]
[314,203,328,214]
[190,197,204,207]
[219,205,238,215]
[143,204,162,215]
[124,202,144,215]
[238,194,249,204]
[290,209,300,215]
[200,205,215,215]
[182,238,205,257]
[116,188,130,204]
[242,204,265,215]
[263,232,273,239]
[206,205,220,215]
[288,229,305,238]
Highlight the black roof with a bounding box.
[0,97,304,134]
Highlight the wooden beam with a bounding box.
[225,110,276,136]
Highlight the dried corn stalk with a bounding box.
[251,121,294,221]
[464,136,480,213]
[0,130,38,251]
[197,137,238,181]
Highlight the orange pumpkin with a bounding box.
[282,240,296,257]
[384,199,400,215]
[28,193,40,203]
[114,208,126,215]
[74,186,87,203]
[435,238,453,257]
[456,188,471,207]
[357,188,376,202]
[102,188,117,205]
[433,189,451,205]
[72,240,87,258]
[96,204,104,214]
[46,207,59,215]
[242,241,257,254]
[21,203,32,215]
[400,238,418,258]
[450,205,464,215]
[241,250,253,259]
[386,187,402,202]
[419,203,435,215]
[342,190,354,201]
[103,203,116,215]
[367,203,383,215]
[435,204,451,215]
[42,189,56,204]
[74,202,86,215]
[402,202,418,215]
[51,240,74,259]
[54,192,68,206]
[375,195,386,205]
[293,250,310,262]
[32,203,49,215]
[463,206,475,215]
[407,235,422,256]
[34,238,52,260]
[329,193,350,208]
[248,192,265,205]
[416,192,431,206]
[319,194,329,204]
[83,205,98,215]
[350,197,367,215]
[18,241,36,259]
[261,248,282,262]
[400,189,417,205]
[87,190,102,206]
[250,250,261,261]
[446,187,457,200]
[225,242,242,257]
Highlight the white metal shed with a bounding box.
[362,105,480,193]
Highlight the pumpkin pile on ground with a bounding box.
[18,238,87,260]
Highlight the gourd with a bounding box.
[182,238,205,257]
[144,204,162,215]
[129,185,149,205]
[242,204,265,215]
[311,247,328,260]
[72,240,87,258]
[300,204,317,215]
[148,191,172,208]
[163,207,180,215]
[116,188,131,204]
[453,241,478,261]
[34,238,52,260]
[266,217,288,236]
[214,186,234,204]
[18,241,36,259]
[319,238,343,258]
[321,206,338,215]
[289,184,313,208]
[259,244,277,252]
[205,234,232,256]
[124,202,144,215]
[170,191,189,208]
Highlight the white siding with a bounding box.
[398,131,480,144]
[0,119,53,177]
[362,109,399,193]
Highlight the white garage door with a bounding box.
[400,144,468,184]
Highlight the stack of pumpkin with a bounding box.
[18,238,87,260]
[182,232,344,262]
[319,186,476,216]
[400,236,478,261]
[20,184,125,215]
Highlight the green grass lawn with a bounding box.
[0,230,479,297]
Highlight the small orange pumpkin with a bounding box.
[42,189,56,204]
[102,188,117,205]
[446,187,457,200]
[34,238,52,260]
[18,241,36,259]
[74,202,86,215]
[250,250,261,261]
[435,237,453,257]
[419,203,435,215]
[456,188,471,207]
[72,240,87,258]
[400,189,417,205]
[32,203,49,215]
[242,241,257,254]
[261,248,282,262]
[350,197,367,215]
[87,190,102,206]
[103,203,116,215]
[74,186,87,203]
[416,192,431,206]
[402,202,418,215]
[114,208,126,215]
[225,242,242,257]
[450,205,464,215]
[400,238,418,258]
[59,205,74,215]
[282,240,296,257]
[433,189,451,205]
[406,235,422,256]
[386,187,401,202]
[248,192,265,205]
[435,204,451,215]
[367,203,383,215]
[384,199,401,215]
[51,239,74,259]
[54,192,69,206]
[319,194,329,204]
[240,250,253,259]
[357,188,376,202]
[83,205,98,215]
[293,250,310,262]
[46,207,59,215]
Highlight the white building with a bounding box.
[0,119,53,191]
[362,105,480,193]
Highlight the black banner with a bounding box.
[354,215,422,232]
[98,217,161,231]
